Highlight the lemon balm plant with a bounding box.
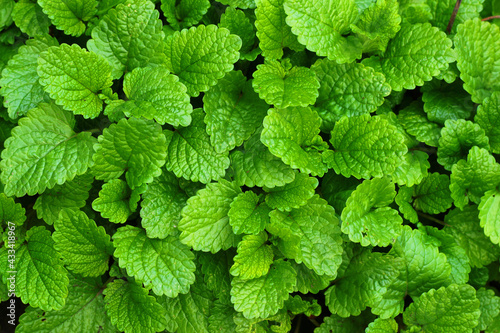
[0,0,500,331]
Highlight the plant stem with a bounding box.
[417,211,450,227]
[294,315,302,333]
[446,0,463,34]
[308,316,320,327]
[85,128,102,134]
[482,15,500,21]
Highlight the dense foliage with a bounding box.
[0,0,500,332]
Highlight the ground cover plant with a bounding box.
[0,0,500,331]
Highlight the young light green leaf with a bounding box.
[179,179,242,253]
[395,185,419,223]
[261,106,328,176]
[476,288,500,331]
[391,150,430,187]
[37,43,113,118]
[0,34,57,119]
[216,0,255,8]
[164,24,241,97]
[437,119,490,170]
[17,274,114,333]
[0,102,96,197]
[455,18,500,103]
[324,114,407,179]
[311,59,391,131]
[412,172,453,214]
[119,66,192,127]
[219,7,259,61]
[164,109,230,184]
[450,147,500,209]
[228,191,271,235]
[444,205,500,268]
[230,259,296,319]
[92,179,142,223]
[0,193,26,226]
[366,318,398,333]
[252,59,320,108]
[11,0,50,37]
[264,172,318,212]
[475,91,500,154]
[38,0,97,36]
[87,0,165,79]
[161,0,210,30]
[479,189,500,245]
[341,177,403,247]
[16,226,69,311]
[230,232,274,279]
[230,130,296,188]
[204,71,268,153]
[325,250,401,317]
[140,169,188,239]
[91,117,167,189]
[34,173,93,225]
[104,279,167,333]
[254,0,302,59]
[284,0,362,63]
[398,101,441,147]
[53,209,113,277]
[267,195,343,276]
[403,284,480,332]
[113,225,196,297]
[366,23,455,91]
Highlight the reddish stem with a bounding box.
[482,15,500,21]
[446,0,463,34]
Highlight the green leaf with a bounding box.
[164,24,241,97]
[321,171,360,214]
[264,172,319,211]
[0,193,26,226]
[350,0,401,53]
[161,0,210,30]
[291,260,333,294]
[164,109,230,184]
[216,0,255,9]
[140,169,188,239]
[315,314,375,333]
[209,301,237,333]
[254,0,302,59]
[403,284,480,332]
[118,66,192,127]
[283,0,361,63]
[87,0,165,79]
[53,209,113,277]
[311,59,391,131]
[219,7,259,61]
[17,274,115,333]
[395,185,419,223]
[252,59,320,108]
[91,117,167,189]
[285,295,321,316]
[228,191,271,235]
[412,172,453,214]
[92,179,142,223]
[34,173,93,225]
[341,177,403,247]
[230,130,296,188]
[16,226,69,311]
[37,43,113,118]
[444,205,500,268]
[157,278,213,333]
[437,119,490,170]
[0,102,96,197]
[366,23,455,91]
[398,100,441,147]
[261,106,328,176]
[324,114,407,179]
[204,70,268,153]
[421,79,473,125]
[475,91,500,154]
[113,226,196,297]
[428,0,484,33]
[450,147,500,209]
[179,179,242,253]
[11,0,50,37]
[0,0,14,30]
[199,250,234,303]
[0,34,57,119]
[479,188,500,245]
[455,18,500,103]
[391,150,430,187]
[476,288,500,331]
[267,195,343,276]
[104,279,167,333]
[38,0,97,36]
[325,250,401,317]
[230,259,296,319]
[230,232,274,279]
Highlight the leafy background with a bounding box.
[0,0,500,332]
